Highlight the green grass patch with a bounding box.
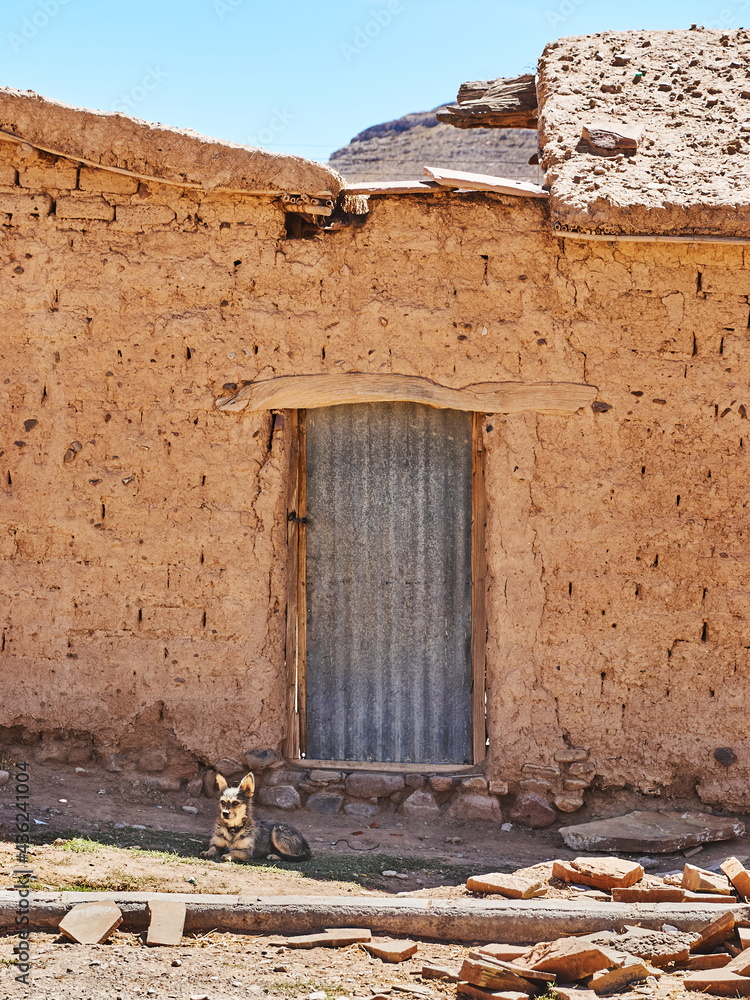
[29,827,493,891]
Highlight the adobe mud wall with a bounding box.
[1,139,748,813]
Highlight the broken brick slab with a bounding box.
[559,811,745,853]
[725,949,750,975]
[691,911,736,953]
[58,901,123,945]
[458,961,540,996]
[422,963,460,981]
[738,927,750,950]
[467,874,546,899]
[611,887,686,903]
[519,939,614,980]
[680,953,732,970]
[588,959,657,995]
[458,984,530,1000]
[286,927,372,948]
[478,945,530,963]
[683,970,750,996]
[682,864,733,895]
[599,925,692,967]
[552,857,643,890]
[466,953,555,983]
[146,897,186,947]
[364,938,418,963]
[722,858,750,901]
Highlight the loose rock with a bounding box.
[508,792,557,828]
[258,785,300,810]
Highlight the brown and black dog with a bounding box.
[201,772,311,862]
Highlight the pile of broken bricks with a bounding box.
[452,855,750,997]
[49,854,750,997]
[467,855,750,905]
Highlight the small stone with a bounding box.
[345,772,404,798]
[404,774,425,789]
[714,747,737,766]
[446,836,462,844]
[182,805,199,815]
[461,776,488,794]
[105,754,124,773]
[139,750,168,773]
[429,775,454,793]
[554,748,589,763]
[258,785,300,810]
[554,793,585,813]
[266,769,305,787]
[382,870,398,877]
[501,822,513,831]
[520,778,553,793]
[187,776,203,797]
[144,776,182,793]
[0,770,10,788]
[508,792,558,828]
[567,761,597,778]
[489,780,509,796]
[245,747,282,770]
[343,800,379,817]
[309,769,342,783]
[522,763,561,779]
[448,793,502,823]
[215,757,245,778]
[564,778,590,791]
[399,789,440,818]
[305,791,343,815]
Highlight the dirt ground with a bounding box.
[1,769,749,999]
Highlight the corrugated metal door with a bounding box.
[305,402,473,764]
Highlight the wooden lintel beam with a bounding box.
[215,373,597,415]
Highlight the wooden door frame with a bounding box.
[283,408,487,771]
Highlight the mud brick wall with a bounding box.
[1,139,749,809]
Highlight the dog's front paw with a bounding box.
[200,849,217,859]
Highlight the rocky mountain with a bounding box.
[329,106,539,184]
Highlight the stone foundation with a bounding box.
[0,727,601,826]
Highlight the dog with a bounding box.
[201,772,311,862]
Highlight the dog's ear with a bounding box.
[215,773,228,793]
[239,772,255,797]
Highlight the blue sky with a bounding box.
[0,0,745,161]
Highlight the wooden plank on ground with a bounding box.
[423,166,547,198]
